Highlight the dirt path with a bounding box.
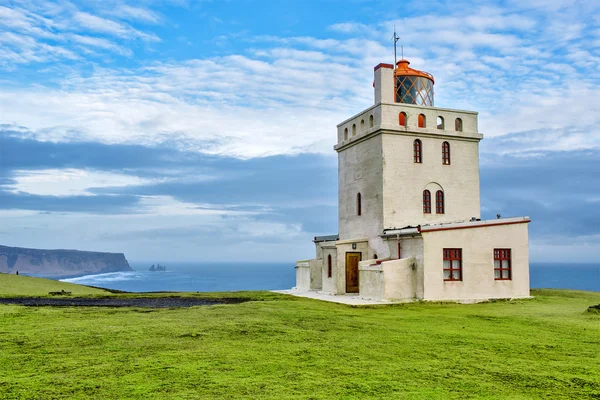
[0,297,248,308]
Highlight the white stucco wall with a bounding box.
[309,258,322,290]
[421,222,530,301]
[382,258,416,300]
[320,244,337,294]
[358,261,384,300]
[338,136,384,240]
[295,261,311,292]
[381,129,481,229]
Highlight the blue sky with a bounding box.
[0,0,598,263]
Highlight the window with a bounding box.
[344,128,348,140]
[399,112,407,127]
[357,193,362,216]
[327,254,332,278]
[443,248,462,281]
[352,124,357,136]
[397,242,402,259]
[369,115,374,128]
[455,118,463,132]
[437,116,445,129]
[442,141,451,165]
[418,114,426,128]
[360,119,365,131]
[423,190,431,213]
[373,254,378,259]
[414,139,422,163]
[494,249,511,280]
[436,190,445,214]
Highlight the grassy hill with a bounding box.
[0,284,598,399]
[0,273,111,296]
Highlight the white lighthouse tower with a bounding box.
[295,58,531,302]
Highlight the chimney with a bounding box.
[374,63,394,105]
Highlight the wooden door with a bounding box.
[345,252,361,293]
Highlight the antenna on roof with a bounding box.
[392,26,400,66]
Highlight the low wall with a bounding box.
[295,260,312,292]
[382,258,416,300]
[358,259,384,300]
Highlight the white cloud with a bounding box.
[0,2,598,159]
[4,169,158,196]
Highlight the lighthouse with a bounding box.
[295,58,531,303]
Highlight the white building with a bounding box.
[295,59,531,302]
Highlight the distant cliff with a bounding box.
[0,245,133,277]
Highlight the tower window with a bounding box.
[455,118,463,132]
[352,124,357,136]
[344,128,348,140]
[442,141,451,165]
[399,112,407,127]
[494,249,511,280]
[436,190,445,214]
[369,115,374,128]
[423,190,431,214]
[443,248,462,281]
[418,114,426,128]
[357,193,362,216]
[327,254,332,278]
[437,116,444,129]
[414,139,422,163]
[360,119,365,131]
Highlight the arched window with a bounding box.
[352,124,356,136]
[423,190,431,214]
[442,142,451,165]
[414,139,422,163]
[327,254,332,278]
[399,112,407,127]
[360,119,365,131]
[357,193,362,216]
[344,128,348,140]
[418,114,426,128]
[455,118,463,132]
[436,190,445,214]
[369,115,374,128]
[373,254,378,259]
[437,116,444,129]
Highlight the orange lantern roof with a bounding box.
[394,59,434,83]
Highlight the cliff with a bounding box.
[0,245,133,277]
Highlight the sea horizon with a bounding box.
[32,261,598,294]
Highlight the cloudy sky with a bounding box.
[0,0,598,263]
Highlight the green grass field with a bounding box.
[0,273,112,296]
[0,276,599,399]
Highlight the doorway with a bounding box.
[345,252,361,293]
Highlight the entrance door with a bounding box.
[345,252,361,293]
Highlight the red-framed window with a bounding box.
[414,139,422,163]
[436,190,444,214]
[327,254,332,278]
[494,249,511,280]
[399,112,407,127]
[442,141,451,165]
[418,114,426,128]
[357,193,362,216]
[443,248,462,281]
[423,190,431,213]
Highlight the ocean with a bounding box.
[56,262,600,293]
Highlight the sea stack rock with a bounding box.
[0,245,133,277]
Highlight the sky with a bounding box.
[0,0,598,263]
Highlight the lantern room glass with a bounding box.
[395,76,434,106]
